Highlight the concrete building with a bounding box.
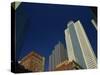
[91,19,97,30]
[49,41,67,71]
[64,20,97,69]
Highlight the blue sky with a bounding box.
[15,2,97,71]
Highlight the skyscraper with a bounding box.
[49,41,67,71]
[91,19,97,30]
[64,20,97,69]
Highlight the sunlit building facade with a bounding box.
[19,51,45,72]
[49,42,67,71]
[55,60,82,70]
[64,20,97,69]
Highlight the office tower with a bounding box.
[64,20,97,69]
[11,2,21,10]
[91,19,97,30]
[19,51,45,72]
[49,55,52,71]
[51,50,55,70]
[49,41,67,71]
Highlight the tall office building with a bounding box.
[49,55,52,71]
[49,41,67,71]
[19,51,45,72]
[64,20,97,69]
[91,19,97,30]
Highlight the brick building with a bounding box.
[55,60,82,71]
[19,51,45,72]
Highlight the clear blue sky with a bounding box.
[15,2,97,71]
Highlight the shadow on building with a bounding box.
[11,62,32,73]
